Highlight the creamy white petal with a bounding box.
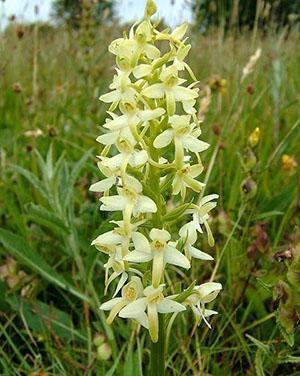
[119,297,147,318]
[196,282,222,300]
[153,129,174,149]
[92,230,123,246]
[190,164,204,177]
[134,312,149,329]
[204,309,218,317]
[113,272,128,297]
[172,175,181,195]
[100,195,126,211]
[139,108,165,122]
[179,222,198,244]
[183,99,196,114]
[150,228,171,242]
[171,23,188,40]
[96,132,119,145]
[164,246,190,269]
[200,194,219,205]
[134,196,157,214]
[157,298,186,313]
[100,90,120,103]
[100,297,123,311]
[142,83,165,98]
[124,250,153,263]
[189,246,214,260]
[105,114,128,130]
[132,64,152,79]
[101,154,124,170]
[173,86,198,101]
[132,232,151,252]
[89,177,115,192]
[144,43,160,59]
[183,135,210,153]
[129,150,148,167]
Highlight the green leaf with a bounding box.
[26,203,69,234]
[278,355,300,364]
[105,343,126,376]
[255,349,266,376]
[7,296,87,342]
[0,229,90,303]
[123,349,139,376]
[11,164,49,202]
[245,334,270,354]
[63,149,92,211]
[276,311,294,347]
[0,281,10,311]
[174,280,196,303]
[163,202,192,223]
[253,211,284,221]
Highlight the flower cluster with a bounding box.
[91,0,221,343]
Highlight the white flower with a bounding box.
[187,194,219,247]
[153,114,209,166]
[124,228,190,287]
[99,143,148,174]
[109,20,160,73]
[185,282,222,328]
[155,23,188,45]
[103,251,143,297]
[91,229,123,254]
[103,100,165,132]
[172,163,204,198]
[141,65,198,115]
[99,70,136,104]
[179,222,213,261]
[100,177,157,233]
[100,277,144,325]
[119,284,186,342]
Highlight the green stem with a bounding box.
[151,314,165,376]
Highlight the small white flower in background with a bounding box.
[179,222,214,261]
[187,194,219,246]
[185,282,222,328]
[172,163,204,198]
[90,0,221,343]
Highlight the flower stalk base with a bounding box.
[151,315,165,376]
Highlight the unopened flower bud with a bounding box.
[145,0,157,18]
[97,343,112,361]
[282,154,297,172]
[212,123,221,136]
[248,127,260,147]
[246,84,255,95]
[16,26,25,39]
[241,177,257,200]
[242,147,257,172]
[13,82,22,93]
[93,332,106,347]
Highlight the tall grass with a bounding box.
[0,18,299,375]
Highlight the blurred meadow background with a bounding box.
[0,0,299,375]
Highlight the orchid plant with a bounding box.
[90,1,221,373]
